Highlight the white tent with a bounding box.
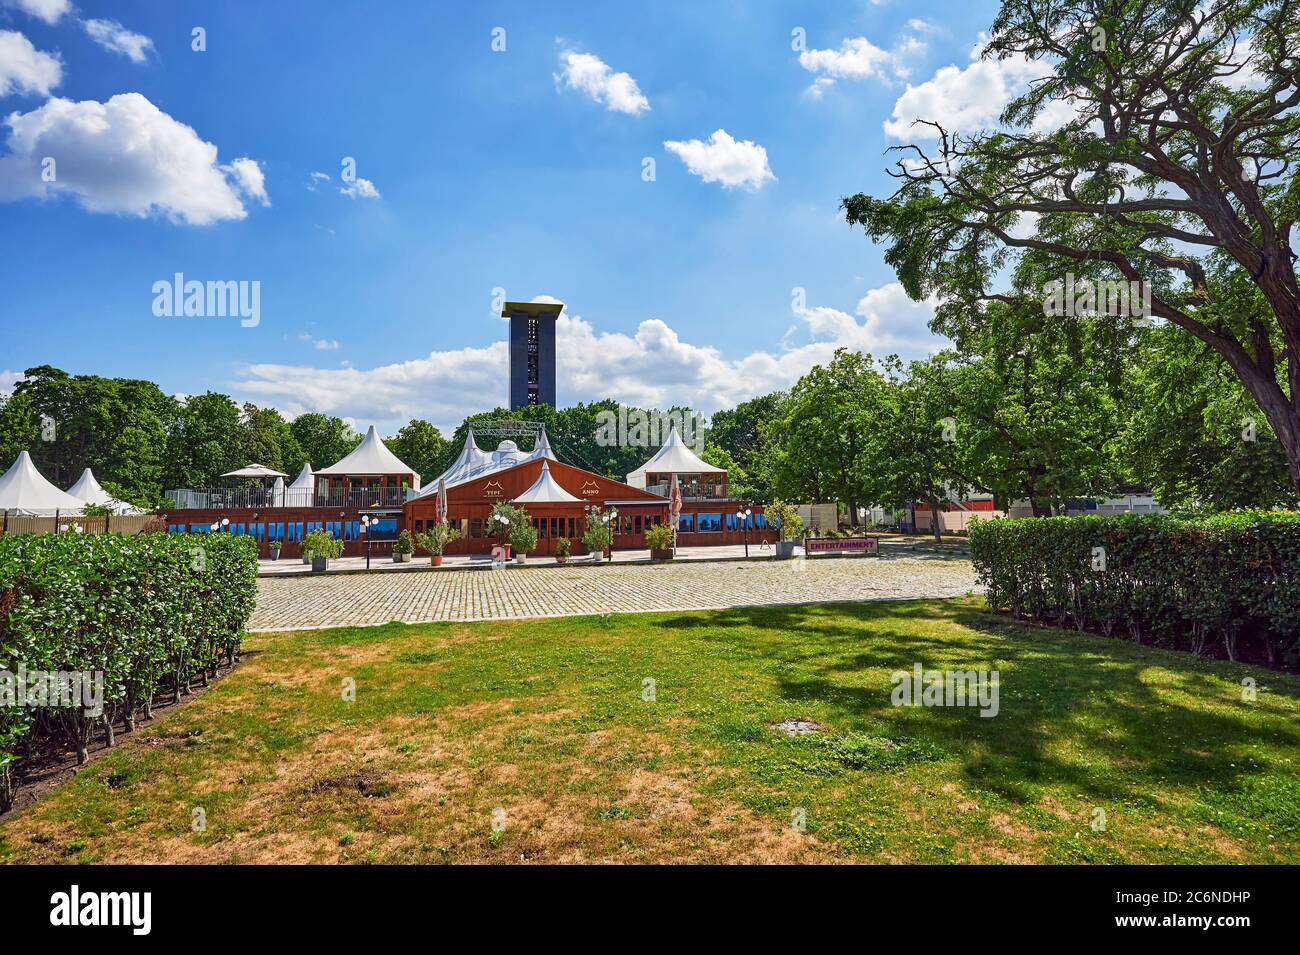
[284,462,314,506]
[66,468,143,514]
[0,451,86,516]
[526,425,557,463]
[418,428,492,496]
[626,424,724,488]
[221,464,289,479]
[513,460,582,504]
[316,425,421,489]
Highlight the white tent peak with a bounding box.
[67,467,141,514]
[528,426,556,462]
[316,425,420,488]
[0,451,86,515]
[626,422,724,487]
[288,462,314,489]
[513,460,582,504]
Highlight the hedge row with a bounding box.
[0,532,258,812]
[969,511,1300,670]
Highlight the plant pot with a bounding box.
[650,548,674,560]
[555,555,568,564]
[268,548,281,562]
[502,544,511,559]
[431,554,443,567]
[515,553,527,565]
[776,541,796,559]
[311,557,328,573]
[393,552,410,563]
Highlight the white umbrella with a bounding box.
[272,475,286,507]
[221,464,289,479]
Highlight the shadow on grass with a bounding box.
[648,600,1300,808]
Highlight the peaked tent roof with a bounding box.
[513,460,583,504]
[527,426,556,462]
[316,425,421,487]
[0,451,87,515]
[287,462,314,490]
[419,427,492,496]
[67,468,143,514]
[221,463,288,479]
[626,424,724,483]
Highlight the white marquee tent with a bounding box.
[0,451,87,516]
[67,467,144,514]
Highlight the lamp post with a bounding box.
[361,514,372,570]
[736,506,752,558]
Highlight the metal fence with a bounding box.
[0,513,156,536]
[165,486,416,510]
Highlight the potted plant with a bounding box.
[770,501,805,558]
[392,529,414,563]
[489,502,528,560]
[302,528,343,573]
[645,523,674,560]
[555,536,571,563]
[582,504,612,562]
[415,522,462,566]
[268,539,282,561]
[508,519,538,565]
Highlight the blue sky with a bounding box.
[0,0,1020,433]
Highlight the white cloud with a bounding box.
[82,18,155,64]
[885,46,1049,139]
[555,50,649,115]
[0,93,268,224]
[0,0,70,25]
[306,170,329,191]
[232,289,945,434]
[0,29,61,97]
[340,176,380,200]
[223,157,268,206]
[798,34,925,96]
[663,129,775,190]
[0,368,21,396]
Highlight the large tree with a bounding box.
[388,419,449,484]
[289,412,359,471]
[844,0,1300,496]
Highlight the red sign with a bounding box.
[805,537,879,555]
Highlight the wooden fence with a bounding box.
[0,513,156,536]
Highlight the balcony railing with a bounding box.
[644,482,730,501]
[165,486,416,510]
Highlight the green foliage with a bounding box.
[555,536,571,558]
[488,502,529,544]
[0,531,258,811]
[971,512,1300,669]
[392,529,414,555]
[644,523,674,550]
[388,420,449,484]
[582,504,612,554]
[415,522,461,556]
[507,519,538,555]
[289,413,360,473]
[767,500,805,541]
[301,528,343,560]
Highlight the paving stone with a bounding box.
[249,555,980,631]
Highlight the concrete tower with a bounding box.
[505,300,562,409]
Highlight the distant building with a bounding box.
[506,300,562,409]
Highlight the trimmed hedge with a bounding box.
[0,532,258,812]
[970,512,1300,670]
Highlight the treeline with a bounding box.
[0,366,726,508]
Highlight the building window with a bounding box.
[471,519,483,538]
[698,513,722,532]
[678,514,694,533]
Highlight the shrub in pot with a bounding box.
[415,522,462,566]
[489,502,528,559]
[508,520,538,565]
[268,540,282,561]
[645,523,675,560]
[582,504,613,561]
[769,500,805,558]
[392,529,414,563]
[555,536,571,563]
[302,528,343,572]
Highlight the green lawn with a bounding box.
[2,599,1297,863]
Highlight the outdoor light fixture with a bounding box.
[361,515,373,570]
[737,507,752,558]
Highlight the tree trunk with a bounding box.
[927,492,942,542]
